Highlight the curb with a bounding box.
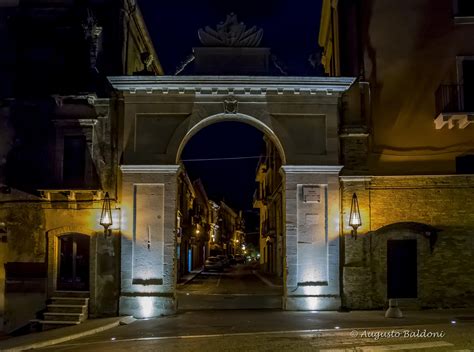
[0,317,130,352]
[252,270,282,288]
[178,269,204,286]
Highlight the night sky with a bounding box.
[181,122,264,210]
[137,0,323,221]
[138,0,323,75]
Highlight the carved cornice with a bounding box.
[52,119,98,127]
[120,165,181,174]
[38,189,103,202]
[108,76,355,96]
[281,165,344,174]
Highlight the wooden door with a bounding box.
[387,239,417,299]
[57,234,90,291]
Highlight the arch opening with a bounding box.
[175,113,287,165]
[175,119,285,310]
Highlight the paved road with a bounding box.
[33,265,474,351]
[177,263,282,310]
[38,322,474,351]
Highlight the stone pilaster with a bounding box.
[281,165,343,310]
[119,165,180,318]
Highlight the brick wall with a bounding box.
[341,175,474,309]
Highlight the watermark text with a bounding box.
[350,329,446,340]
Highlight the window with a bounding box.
[454,0,474,24]
[63,136,86,186]
[456,57,474,111]
[53,118,98,188]
[457,0,474,16]
[456,155,474,174]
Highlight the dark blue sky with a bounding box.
[137,0,323,213]
[181,122,264,211]
[138,0,322,75]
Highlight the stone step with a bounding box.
[41,294,90,331]
[39,320,81,331]
[53,290,90,298]
[50,297,89,306]
[47,304,87,314]
[43,312,85,322]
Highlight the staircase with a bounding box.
[39,291,89,330]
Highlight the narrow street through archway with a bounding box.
[178,262,282,310]
[176,121,284,310]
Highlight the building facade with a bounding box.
[208,200,221,255]
[320,0,474,309]
[176,170,194,278]
[218,201,240,256]
[191,179,211,269]
[0,0,161,332]
[253,136,284,277]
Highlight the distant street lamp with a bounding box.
[100,192,113,236]
[349,193,362,239]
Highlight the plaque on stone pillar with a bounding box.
[297,184,328,283]
[302,186,321,203]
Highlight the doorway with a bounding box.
[387,239,417,298]
[57,234,90,291]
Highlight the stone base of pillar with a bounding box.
[119,295,176,318]
[284,295,341,310]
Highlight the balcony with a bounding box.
[435,85,474,129]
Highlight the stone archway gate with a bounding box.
[109,76,354,317]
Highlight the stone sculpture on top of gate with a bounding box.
[198,13,263,47]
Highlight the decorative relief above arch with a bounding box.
[223,97,238,113]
